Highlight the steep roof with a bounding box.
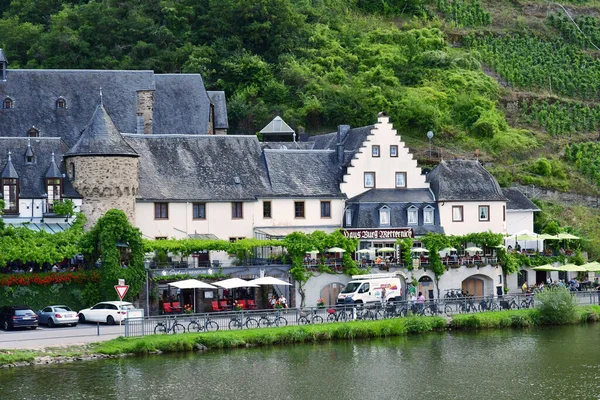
[0,48,7,63]
[207,91,229,129]
[66,104,138,157]
[309,125,374,158]
[1,151,18,178]
[0,137,80,198]
[503,187,540,211]
[263,149,344,198]
[347,188,434,203]
[426,160,506,201]
[124,134,271,201]
[44,153,62,178]
[260,116,294,134]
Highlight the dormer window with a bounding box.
[3,97,13,109]
[379,206,390,226]
[25,155,34,164]
[345,208,352,226]
[407,206,418,225]
[56,98,67,109]
[423,206,434,224]
[2,178,19,214]
[46,178,62,213]
[28,128,39,138]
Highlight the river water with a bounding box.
[1,324,599,400]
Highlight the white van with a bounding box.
[337,273,403,304]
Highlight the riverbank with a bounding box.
[2,305,599,367]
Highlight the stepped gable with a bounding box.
[66,104,138,157]
[153,74,211,135]
[207,91,229,129]
[263,149,344,198]
[0,138,80,198]
[502,187,540,211]
[0,70,154,147]
[124,134,271,201]
[427,160,506,201]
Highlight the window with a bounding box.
[232,202,243,219]
[27,128,39,138]
[154,203,168,219]
[407,207,418,225]
[423,207,434,224]
[3,98,13,109]
[452,206,463,222]
[263,201,271,218]
[56,98,66,109]
[229,237,245,243]
[2,178,18,214]
[503,205,506,222]
[379,206,390,226]
[479,205,490,221]
[155,236,167,240]
[395,172,407,188]
[321,201,331,218]
[193,203,206,219]
[46,178,61,213]
[364,172,375,188]
[25,156,33,164]
[517,270,527,288]
[345,209,352,226]
[390,145,398,157]
[70,163,75,180]
[294,201,305,218]
[372,145,380,157]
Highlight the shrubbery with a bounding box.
[535,287,578,325]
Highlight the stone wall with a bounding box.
[136,90,154,134]
[66,156,139,228]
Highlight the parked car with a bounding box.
[36,305,79,328]
[78,301,134,325]
[0,305,38,330]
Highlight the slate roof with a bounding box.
[207,91,229,129]
[263,149,344,198]
[426,160,507,201]
[1,151,18,178]
[0,137,80,198]
[66,104,138,157]
[345,202,444,235]
[309,125,374,165]
[260,142,315,150]
[153,74,211,135]
[347,188,434,203]
[124,134,271,201]
[503,187,540,211]
[44,153,62,178]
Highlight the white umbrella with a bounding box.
[213,278,260,289]
[356,249,372,254]
[377,247,396,253]
[464,247,483,253]
[248,276,291,286]
[326,247,346,253]
[440,247,457,253]
[410,248,429,253]
[168,279,217,313]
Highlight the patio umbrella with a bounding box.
[532,264,558,271]
[464,247,483,253]
[582,261,600,272]
[213,278,260,289]
[326,247,346,253]
[440,247,457,253]
[554,264,587,272]
[356,249,372,254]
[410,248,429,253]
[514,233,539,241]
[169,279,217,313]
[248,276,291,286]
[377,247,396,253]
[538,234,559,240]
[557,232,580,240]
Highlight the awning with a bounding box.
[6,221,72,233]
[188,233,220,240]
[254,226,339,239]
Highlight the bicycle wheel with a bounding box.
[326,313,337,323]
[275,316,287,327]
[154,323,167,334]
[259,317,271,327]
[312,315,324,324]
[172,323,185,334]
[187,321,201,332]
[206,320,219,332]
[510,301,519,310]
[520,300,528,309]
[229,319,242,330]
[245,318,259,329]
[338,311,348,322]
[444,305,453,317]
[298,316,310,325]
[423,306,433,316]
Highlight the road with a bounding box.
[0,323,125,349]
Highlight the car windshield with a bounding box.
[55,306,72,312]
[341,282,362,294]
[15,310,34,316]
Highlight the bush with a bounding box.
[535,287,578,325]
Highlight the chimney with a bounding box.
[136,114,144,134]
[298,127,308,142]
[136,90,154,134]
[337,125,350,143]
[337,143,344,165]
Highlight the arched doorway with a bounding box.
[320,282,345,306]
[418,276,434,300]
[462,274,493,297]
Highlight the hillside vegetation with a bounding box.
[2,0,600,256]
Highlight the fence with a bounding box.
[124,290,600,337]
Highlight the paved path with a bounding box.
[0,323,125,349]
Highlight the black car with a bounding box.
[0,305,38,330]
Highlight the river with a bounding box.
[1,324,599,399]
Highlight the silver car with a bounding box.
[37,305,79,327]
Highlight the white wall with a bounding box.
[340,115,429,199]
[299,273,352,307]
[438,201,506,236]
[13,197,83,220]
[253,198,345,228]
[506,210,534,235]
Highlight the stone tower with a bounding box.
[64,103,139,228]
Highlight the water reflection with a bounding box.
[1,324,599,399]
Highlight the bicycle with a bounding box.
[521,295,535,309]
[498,297,520,310]
[259,310,288,327]
[458,298,479,314]
[326,306,349,322]
[228,312,260,330]
[188,315,219,332]
[478,297,500,312]
[424,301,453,317]
[154,317,186,334]
[298,309,324,324]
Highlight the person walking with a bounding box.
[381,287,387,304]
[417,291,425,312]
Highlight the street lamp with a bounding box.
[427,131,434,159]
